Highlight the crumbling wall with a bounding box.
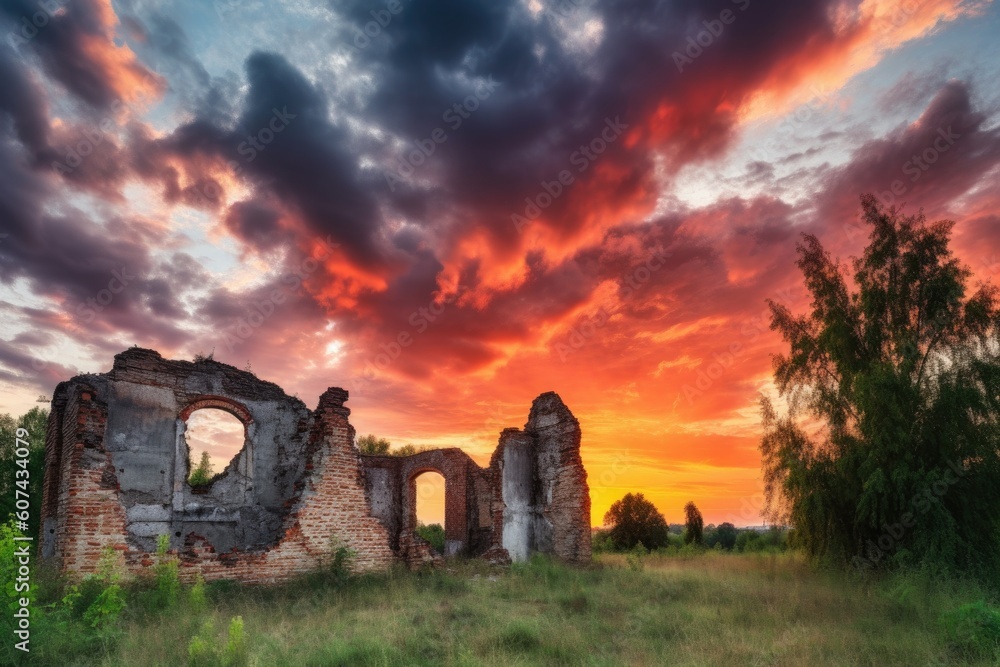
[41,348,590,582]
[359,448,495,562]
[491,393,591,563]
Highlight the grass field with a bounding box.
[16,550,1000,666]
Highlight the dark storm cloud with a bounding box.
[0,42,50,161]
[223,200,284,251]
[137,51,384,264]
[334,0,842,259]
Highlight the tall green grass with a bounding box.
[7,550,1000,666]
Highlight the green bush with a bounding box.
[188,616,248,666]
[189,575,208,613]
[626,542,647,571]
[940,601,1000,659]
[153,534,181,608]
[82,584,126,629]
[415,522,445,553]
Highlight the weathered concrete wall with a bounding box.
[491,393,591,563]
[41,348,590,582]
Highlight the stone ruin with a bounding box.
[39,348,591,582]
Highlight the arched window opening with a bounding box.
[184,408,245,486]
[413,471,446,553]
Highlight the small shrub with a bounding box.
[310,536,356,588]
[592,528,615,553]
[224,616,246,666]
[626,542,647,571]
[188,616,248,667]
[154,535,181,608]
[940,601,1000,659]
[415,522,445,553]
[82,584,126,629]
[76,546,127,630]
[188,620,216,667]
[189,575,208,613]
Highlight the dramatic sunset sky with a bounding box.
[1,0,999,527]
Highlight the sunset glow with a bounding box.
[2,0,1000,529]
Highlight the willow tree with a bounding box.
[760,195,1000,579]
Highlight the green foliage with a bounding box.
[225,616,247,666]
[154,534,181,608]
[415,522,445,553]
[82,583,126,629]
[188,450,215,486]
[0,408,48,531]
[940,601,1000,660]
[0,520,33,655]
[604,492,669,550]
[188,616,248,667]
[683,501,704,545]
[706,522,738,550]
[189,574,208,613]
[761,195,1000,581]
[188,620,216,666]
[591,528,615,553]
[356,435,431,457]
[317,536,356,588]
[356,433,391,455]
[626,542,647,571]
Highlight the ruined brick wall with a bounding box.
[41,348,590,582]
[359,448,494,558]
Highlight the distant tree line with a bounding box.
[594,492,789,554]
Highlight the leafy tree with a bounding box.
[683,501,704,545]
[188,451,215,486]
[714,522,738,551]
[760,195,1000,578]
[356,434,391,455]
[356,436,430,457]
[603,493,669,550]
[0,407,48,532]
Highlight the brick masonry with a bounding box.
[40,348,590,583]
